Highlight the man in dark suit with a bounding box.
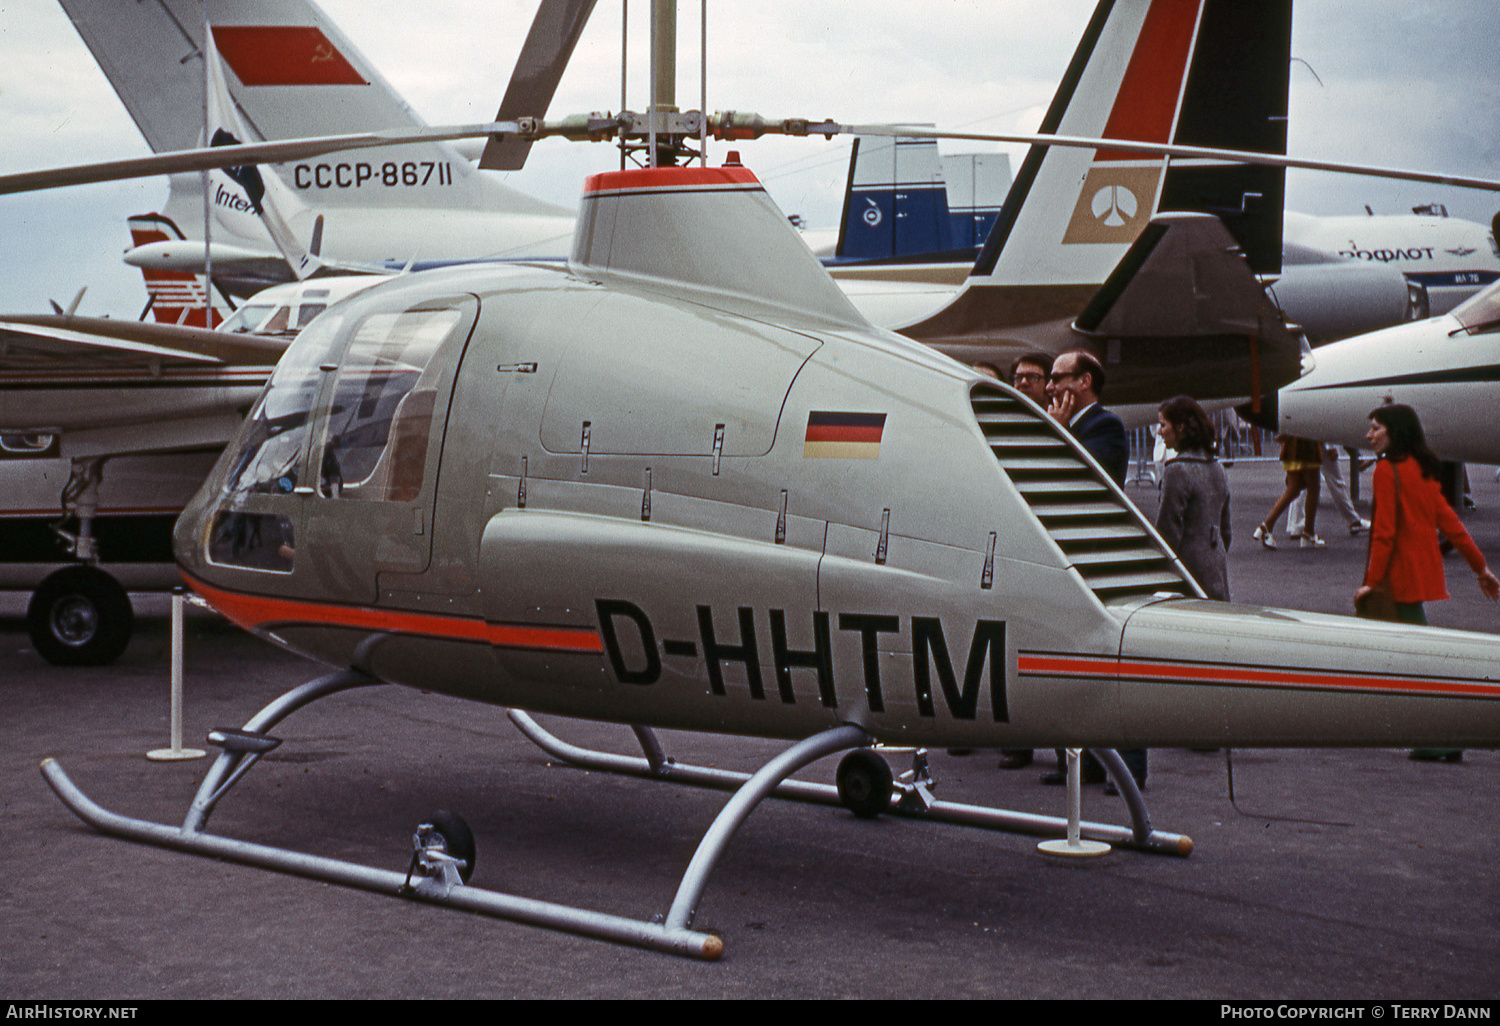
[1045,350,1128,485]
[1042,350,1144,792]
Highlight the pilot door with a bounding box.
[299,294,479,604]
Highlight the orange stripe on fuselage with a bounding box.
[583,166,761,195]
[183,573,603,654]
[1018,652,1500,701]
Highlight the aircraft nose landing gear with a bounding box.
[28,564,133,666]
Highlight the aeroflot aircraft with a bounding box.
[60,0,578,297]
[1283,208,1500,316]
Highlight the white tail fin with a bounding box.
[70,0,577,272]
[972,0,1289,292]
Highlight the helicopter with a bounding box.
[20,0,1500,960]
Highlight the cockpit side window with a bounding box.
[317,306,465,501]
[261,306,292,334]
[221,304,273,334]
[208,312,350,573]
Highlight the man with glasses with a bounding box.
[1045,350,1128,486]
[1006,352,1053,408]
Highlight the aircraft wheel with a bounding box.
[423,810,476,884]
[836,749,894,819]
[27,566,133,667]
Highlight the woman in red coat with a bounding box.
[1355,404,1500,760]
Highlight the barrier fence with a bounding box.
[1127,411,1284,488]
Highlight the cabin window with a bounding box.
[317,306,465,501]
[294,303,326,329]
[207,512,295,572]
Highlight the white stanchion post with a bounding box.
[1038,748,1111,858]
[147,590,206,761]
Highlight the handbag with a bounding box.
[1354,460,1400,621]
[1354,581,1398,621]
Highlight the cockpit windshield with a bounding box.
[221,312,347,498]
[1451,279,1500,334]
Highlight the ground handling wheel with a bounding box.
[412,810,476,885]
[836,749,894,818]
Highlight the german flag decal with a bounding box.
[803,411,887,459]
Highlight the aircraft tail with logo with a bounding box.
[126,215,225,327]
[896,0,1300,412]
[60,0,578,290]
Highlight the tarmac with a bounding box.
[4,457,1500,999]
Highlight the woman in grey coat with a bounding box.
[1155,395,1232,601]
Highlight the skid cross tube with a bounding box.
[40,671,726,959]
[510,711,1192,856]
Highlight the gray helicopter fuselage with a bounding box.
[174,259,1500,752]
[176,159,1500,753]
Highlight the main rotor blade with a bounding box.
[481,0,600,171]
[0,122,519,196]
[841,124,1500,193]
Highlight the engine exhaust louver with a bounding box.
[970,385,1196,604]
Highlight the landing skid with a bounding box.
[509,711,1192,857]
[40,670,1190,961]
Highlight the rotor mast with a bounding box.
[648,0,685,167]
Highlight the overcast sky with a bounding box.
[0,0,1495,316]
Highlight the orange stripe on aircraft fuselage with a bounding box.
[183,574,603,654]
[1018,652,1500,701]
